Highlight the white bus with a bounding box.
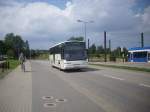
[49,41,88,70]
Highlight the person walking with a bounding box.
[19,52,25,72]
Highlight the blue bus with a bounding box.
[128,47,150,62]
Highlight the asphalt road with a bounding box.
[32,60,150,112]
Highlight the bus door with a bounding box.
[130,53,133,62]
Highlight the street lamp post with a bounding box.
[77,19,94,44]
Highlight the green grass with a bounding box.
[90,64,150,73]
[8,59,20,69]
[0,59,19,79]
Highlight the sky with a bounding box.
[0,0,150,49]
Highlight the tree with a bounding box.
[123,47,128,56]
[111,46,128,58]
[67,36,84,41]
[4,33,25,58]
[122,47,128,61]
[13,35,25,57]
[97,45,104,54]
[112,47,121,57]
[3,33,30,58]
[4,33,15,50]
[6,49,15,58]
[24,40,30,58]
[0,40,6,54]
[89,44,96,55]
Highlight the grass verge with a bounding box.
[90,64,150,73]
[0,59,19,79]
[9,59,20,69]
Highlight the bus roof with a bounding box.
[49,41,85,49]
[128,46,150,52]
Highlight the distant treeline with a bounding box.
[0,33,30,59]
[88,44,128,58]
[0,34,128,60]
[30,49,49,59]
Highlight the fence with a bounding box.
[0,61,9,73]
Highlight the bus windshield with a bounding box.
[64,42,85,50]
[64,42,87,61]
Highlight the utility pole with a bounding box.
[84,23,86,43]
[88,38,90,50]
[88,38,90,61]
[141,32,144,48]
[104,31,107,62]
[109,40,111,54]
[109,39,111,62]
[30,49,31,60]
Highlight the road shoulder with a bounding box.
[89,62,150,73]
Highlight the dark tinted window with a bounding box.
[64,42,87,61]
[64,42,85,51]
[49,44,64,54]
[133,52,147,58]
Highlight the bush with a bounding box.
[110,56,116,62]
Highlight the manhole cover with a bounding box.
[43,103,56,108]
[55,98,67,103]
[42,96,54,100]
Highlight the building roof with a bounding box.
[128,46,150,52]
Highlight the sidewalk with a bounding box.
[0,61,32,112]
[89,62,150,69]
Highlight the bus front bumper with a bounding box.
[63,62,88,69]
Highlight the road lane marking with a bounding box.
[102,74,124,81]
[55,73,122,112]
[139,83,150,88]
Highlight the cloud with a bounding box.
[0,0,150,49]
[0,2,72,45]
[141,7,150,32]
